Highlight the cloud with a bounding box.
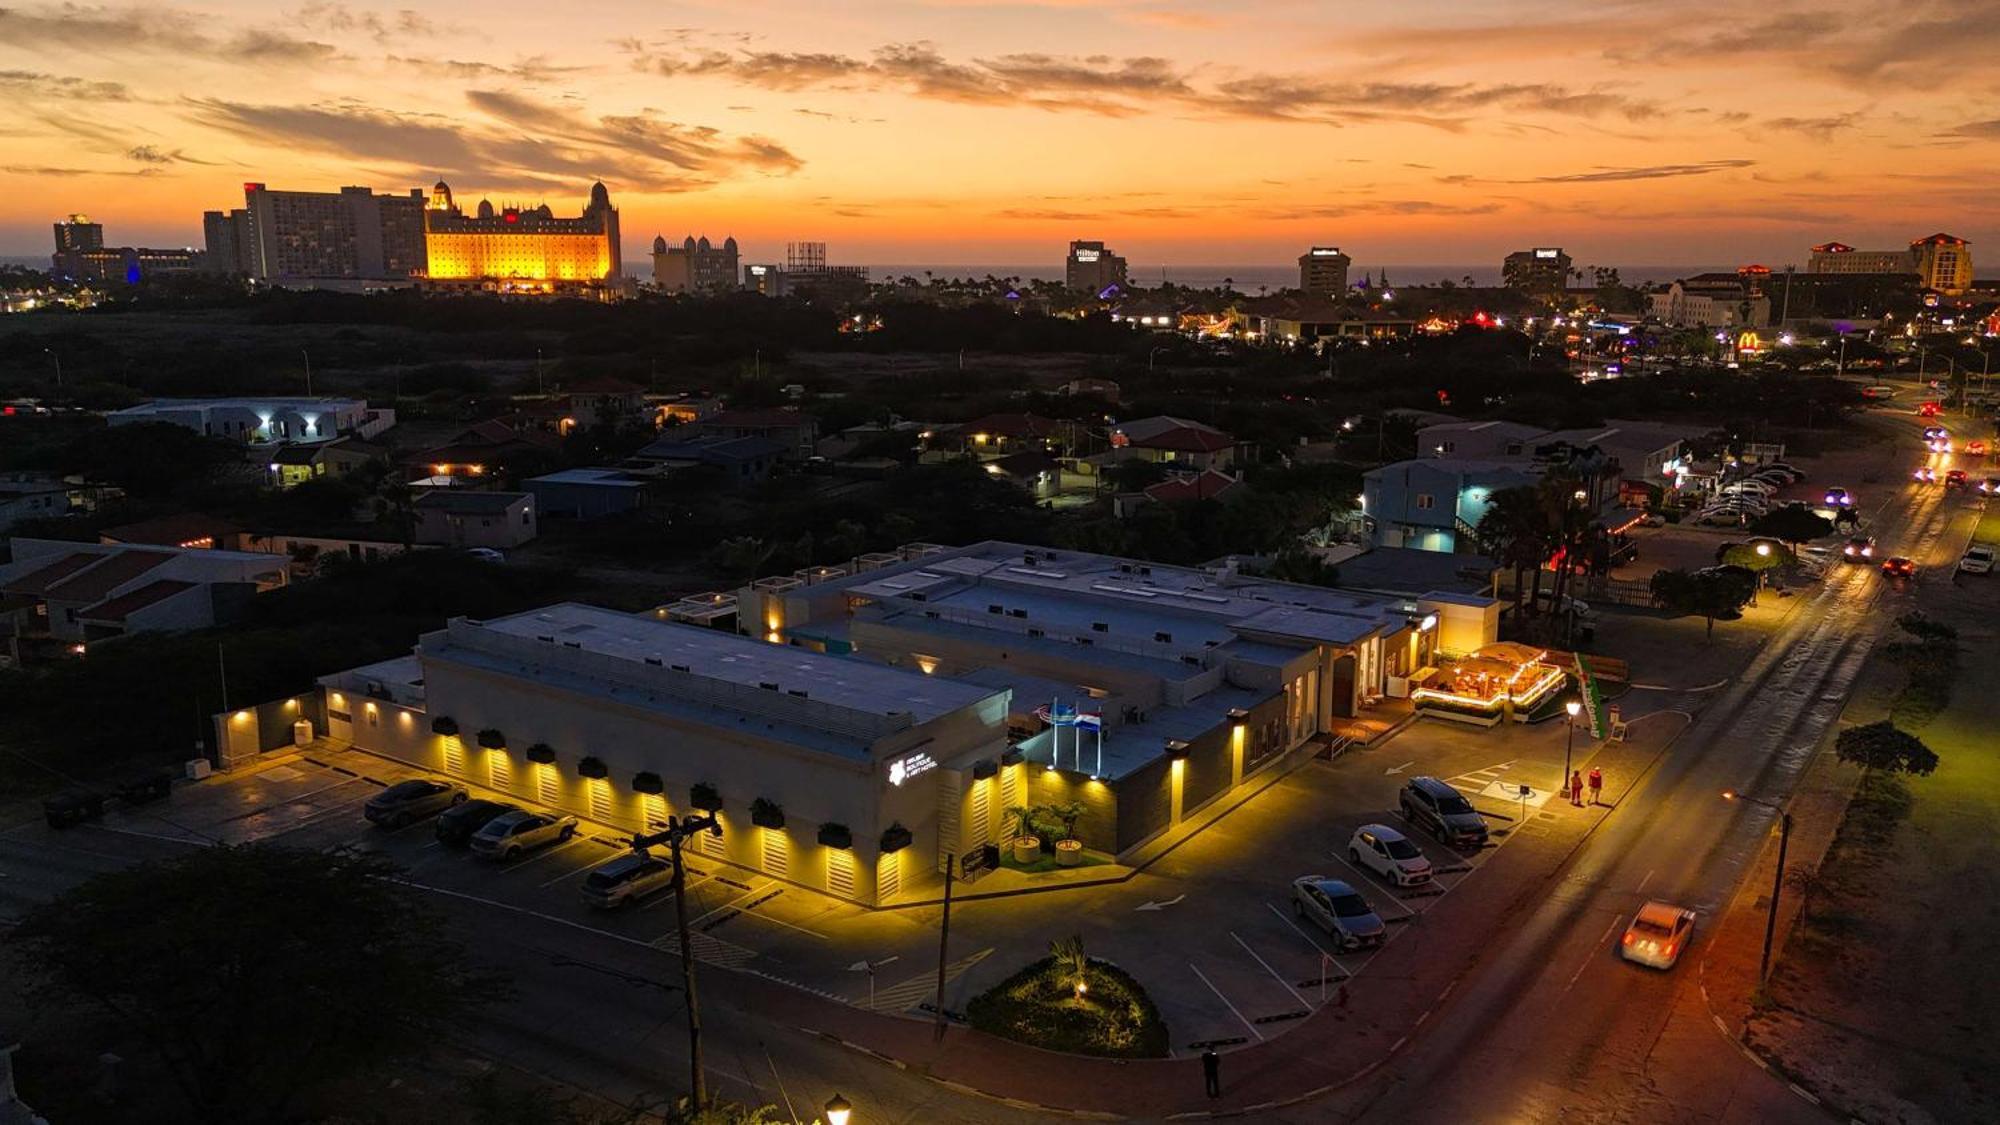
[385,54,587,83]
[1252,200,1506,221]
[0,4,340,64]
[629,40,1675,128]
[1510,159,1756,184]
[1942,118,2000,139]
[293,2,449,42]
[1,164,162,177]
[1762,112,1865,140]
[125,144,216,165]
[0,69,130,100]
[182,90,800,194]
[1125,10,1221,30]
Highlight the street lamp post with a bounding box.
[1563,699,1582,798]
[631,813,724,1112]
[823,1092,853,1125]
[1148,345,1166,373]
[42,347,62,387]
[1723,790,1793,982]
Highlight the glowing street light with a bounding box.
[823,1093,853,1125]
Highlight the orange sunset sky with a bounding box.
[2,0,1997,268]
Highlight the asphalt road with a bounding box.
[1307,412,1965,1124]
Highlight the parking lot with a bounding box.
[0,696,1659,1059]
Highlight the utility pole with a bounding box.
[1723,791,1792,982]
[301,349,312,396]
[933,856,956,1042]
[42,348,62,387]
[632,813,723,1111]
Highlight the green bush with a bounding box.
[966,955,1168,1058]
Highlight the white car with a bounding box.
[1620,901,1696,970]
[1347,824,1433,887]
[1960,546,1996,575]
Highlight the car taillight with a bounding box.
[1622,932,1635,945]
[1664,942,1678,958]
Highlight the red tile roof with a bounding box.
[42,550,174,603]
[80,579,197,623]
[1,552,101,597]
[1143,469,1244,504]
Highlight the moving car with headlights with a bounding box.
[1958,546,1995,575]
[470,808,579,860]
[1400,776,1490,848]
[364,779,467,828]
[1881,556,1916,578]
[1621,901,1696,969]
[580,852,677,909]
[1913,466,1937,483]
[1923,424,1947,440]
[1347,824,1434,887]
[435,798,514,846]
[1983,478,2000,494]
[1291,876,1387,951]
[1823,487,1852,507]
[1842,535,1875,561]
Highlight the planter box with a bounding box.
[690,784,722,812]
[631,771,664,795]
[430,716,460,736]
[524,743,556,764]
[817,823,853,849]
[1055,839,1084,867]
[1010,835,1042,864]
[880,823,913,853]
[750,801,786,829]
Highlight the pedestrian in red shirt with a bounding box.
[1588,766,1603,806]
[1569,770,1584,806]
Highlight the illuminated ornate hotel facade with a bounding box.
[421,181,623,296]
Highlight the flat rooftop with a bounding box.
[440,603,1000,730]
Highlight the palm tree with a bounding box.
[1474,486,1555,619]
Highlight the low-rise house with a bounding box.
[1107,415,1237,470]
[631,434,787,483]
[0,474,73,532]
[1360,458,1541,551]
[1417,418,1691,489]
[405,419,562,483]
[100,513,244,550]
[266,436,384,488]
[683,409,819,459]
[1235,295,1418,342]
[561,377,647,431]
[412,491,537,549]
[526,467,652,518]
[106,397,393,443]
[932,413,1070,457]
[0,538,287,657]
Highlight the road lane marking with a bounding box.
[1564,917,1624,992]
[1188,961,1263,1041]
[1637,868,1656,893]
[1230,930,1311,1009]
[1265,902,1350,976]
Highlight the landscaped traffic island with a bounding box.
[967,939,1169,1058]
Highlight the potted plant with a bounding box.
[475,728,506,750]
[575,756,608,780]
[689,782,722,812]
[879,822,912,853]
[524,742,556,765]
[817,821,853,849]
[1050,800,1087,866]
[631,771,664,796]
[430,716,460,736]
[1004,805,1044,865]
[750,797,785,829]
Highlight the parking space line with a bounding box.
[1637,868,1656,893]
[1326,852,1425,913]
[677,880,775,932]
[500,835,590,874]
[1230,931,1311,1009]
[1265,902,1348,976]
[638,872,717,911]
[1188,961,1264,1042]
[537,843,615,888]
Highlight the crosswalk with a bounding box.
[862,947,993,1012]
[1450,759,1558,810]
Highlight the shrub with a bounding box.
[966,954,1168,1058]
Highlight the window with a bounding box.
[1415,494,1435,510]
[1440,440,1456,453]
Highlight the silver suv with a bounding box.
[1291,876,1386,951]
[580,853,676,909]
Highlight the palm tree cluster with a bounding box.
[1472,459,1616,644]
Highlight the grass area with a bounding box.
[1750,577,2000,1123]
[966,955,1169,1058]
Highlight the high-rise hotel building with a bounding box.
[239,183,428,283]
[421,181,622,296]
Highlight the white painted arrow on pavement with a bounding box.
[1384,761,1416,775]
[1134,894,1185,912]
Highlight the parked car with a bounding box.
[42,789,107,829]
[435,798,514,846]
[1620,901,1696,969]
[1823,487,1853,507]
[364,779,467,828]
[1400,777,1490,848]
[470,808,580,859]
[580,852,678,908]
[1347,824,1433,887]
[1842,535,1876,561]
[1291,876,1387,951]
[466,547,506,563]
[1881,556,1917,578]
[1761,462,1805,481]
[1959,546,1996,575]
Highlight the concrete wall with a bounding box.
[214,692,326,769]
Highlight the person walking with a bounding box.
[1587,766,1603,806]
[1569,771,1585,806]
[1203,1047,1221,1099]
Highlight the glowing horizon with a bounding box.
[3,0,1996,270]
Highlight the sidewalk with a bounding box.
[748,719,1689,1120]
